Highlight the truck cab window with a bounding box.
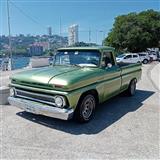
[103,52,115,67]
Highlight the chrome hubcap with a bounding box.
[82,96,95,120]
[144,60,147,63]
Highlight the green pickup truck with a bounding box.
[8,46,142,122]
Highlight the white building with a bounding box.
[68,24,79,46]
[29,42,50,56]
[47,26,52,36]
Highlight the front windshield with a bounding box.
[54,50,101,67]
[117,54,125,58]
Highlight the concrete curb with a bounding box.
[150,63,160,92]
[0,86,10,105]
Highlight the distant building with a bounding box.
[34,42,50,51]
[29,45,43,56]
[29,42,50,56]
[68,24,79,46]
[47,26,52,36]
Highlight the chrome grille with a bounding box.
[15,89,56,106]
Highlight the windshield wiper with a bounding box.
[53,64,83,67]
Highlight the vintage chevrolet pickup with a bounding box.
[8,46,142,122]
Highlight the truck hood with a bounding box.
[11,66,80,85]
[11,66,102,91]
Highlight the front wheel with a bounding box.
[74,94,96,123]
[143,59,149,64]
[127,79,136,96]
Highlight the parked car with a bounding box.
[157,52,160,62]
[8,47,142,123]
[116,53,140,63]
[148,51,157,61]
[138,52,150,64]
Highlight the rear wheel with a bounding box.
[127,79,136,96]
[143,59,148,64]
[74,94,96,123]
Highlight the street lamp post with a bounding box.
[7,0,12,70]
[99,30,105,46]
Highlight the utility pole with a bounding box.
[95,30,98,44]
[99,30,105,46]
[89,28,91,43]
[60,17,62,36]
[7,0,12,70]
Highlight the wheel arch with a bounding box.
[78,89,99,106]
[74,89,98,123]
[130,77,137,84]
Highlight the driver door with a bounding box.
[102,52,121,101]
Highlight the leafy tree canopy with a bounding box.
[104,9,160,52]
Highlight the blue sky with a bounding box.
[1,0,159,44]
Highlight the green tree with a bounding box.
[104,10,160,52]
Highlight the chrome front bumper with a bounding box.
[8,96,74,120]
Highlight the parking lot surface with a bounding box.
[0,63,159,159]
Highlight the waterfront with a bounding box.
[12,57,30,69]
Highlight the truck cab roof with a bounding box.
[58,46,115,52]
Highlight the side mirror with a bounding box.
[105,63,112,69]
[107,63,112,68]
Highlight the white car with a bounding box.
[138,52,150,64]
[148,52,157,61]
[116,53,140,63]
[158,52,160,61]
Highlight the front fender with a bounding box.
[66,82,104,109]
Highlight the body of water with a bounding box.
[1,56,52,70]
[12,57,30,69]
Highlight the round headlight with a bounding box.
[55,96,65,108]
[10,88,15,96]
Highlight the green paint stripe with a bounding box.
[121,69,141,76]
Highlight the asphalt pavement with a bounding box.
[0,62,159,159]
